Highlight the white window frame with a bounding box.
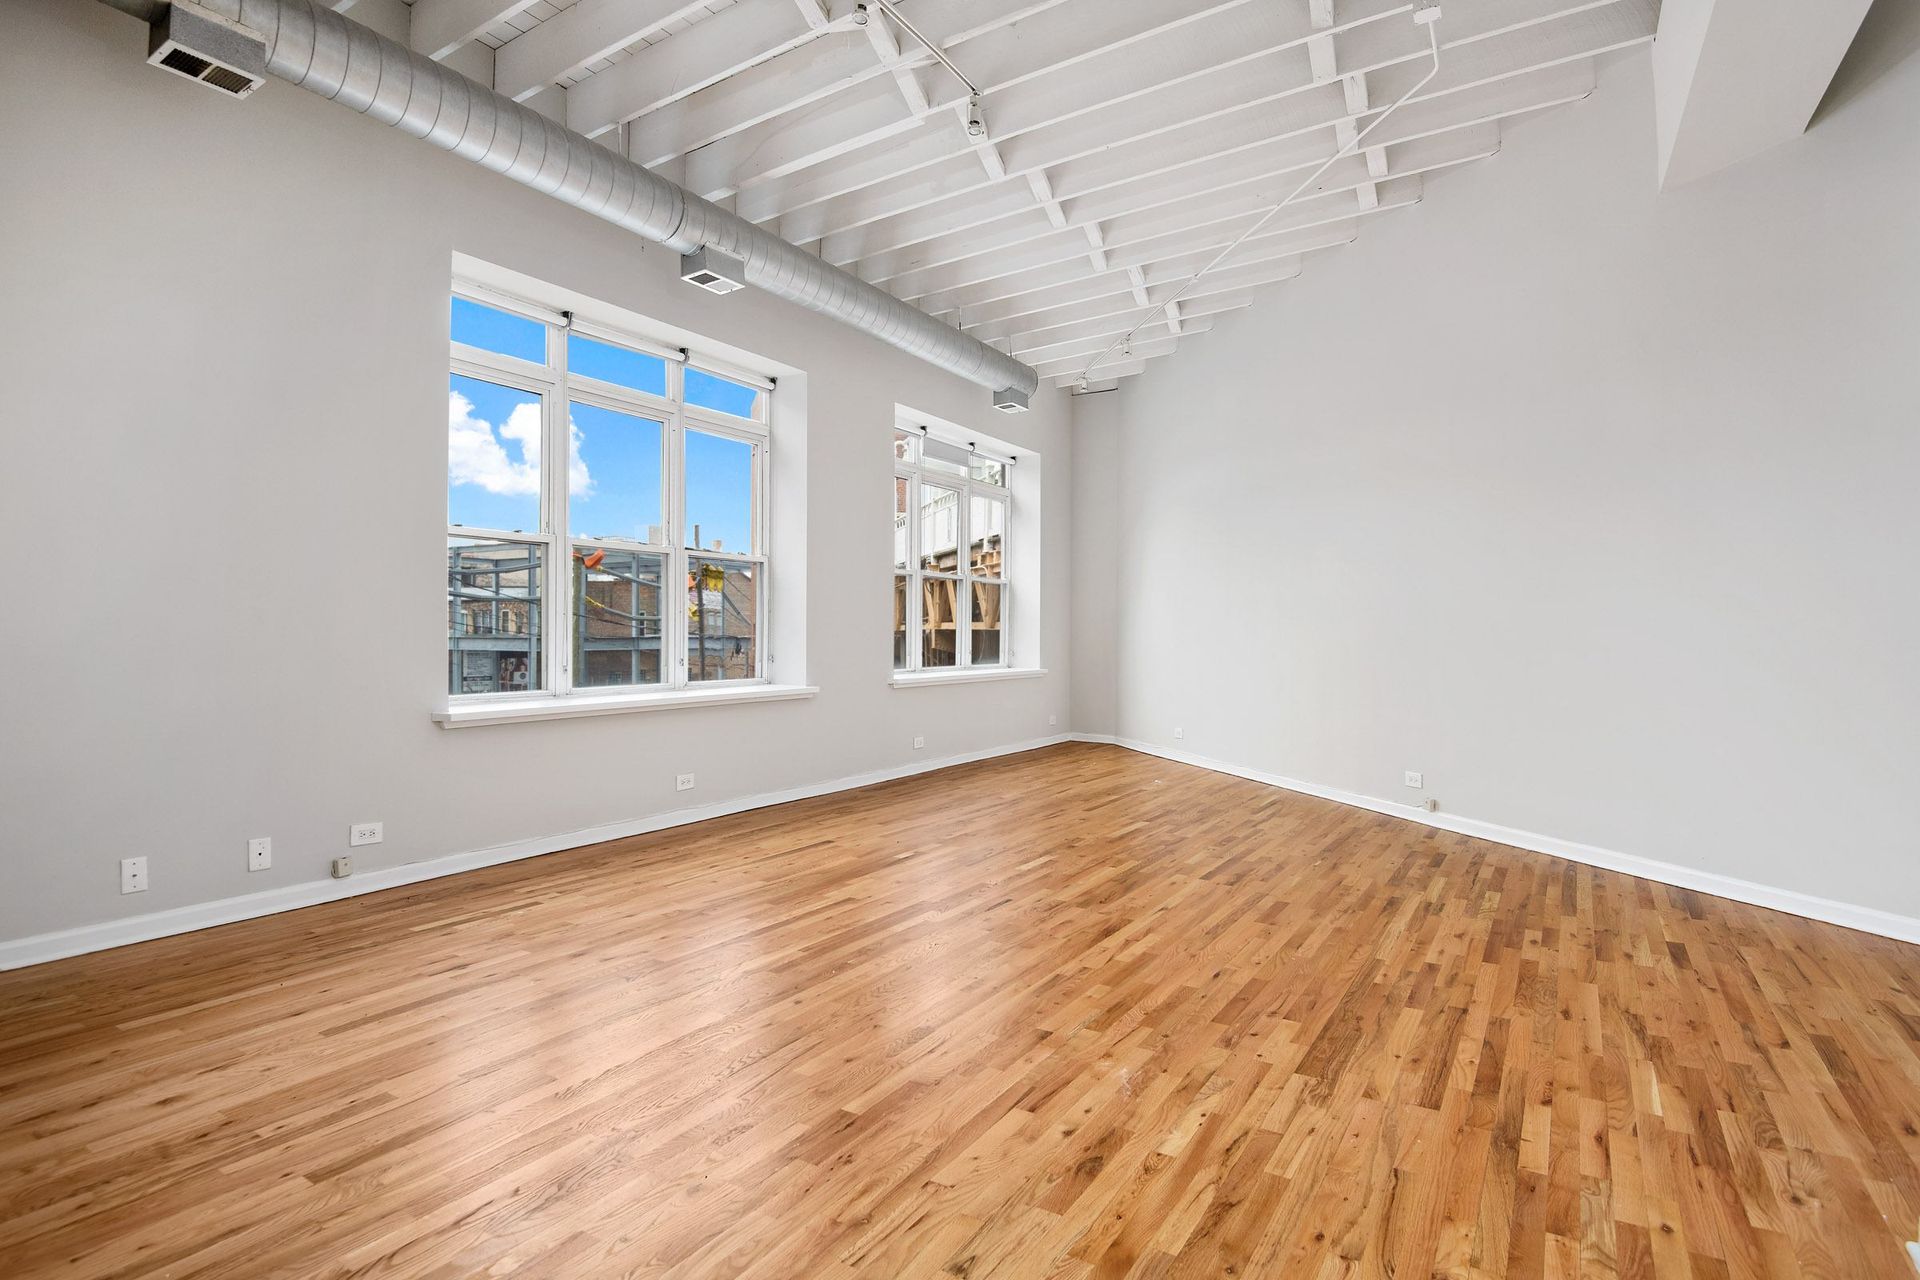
[893,423,1011,675]
[447,284,772,706]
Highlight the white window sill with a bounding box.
[434,683,818,728]
[889,667,1047,689]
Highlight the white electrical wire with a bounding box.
[1073,8,1445,387]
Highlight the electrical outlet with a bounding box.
[1048,714,1058,726]
[1174,727,1184,740]
[676,773,695,792]
[331,856,353,879]
[1404,771,1423,789]
[120,856,148,895]
[349,822,383,847]
[1422,797,1439,813]
[248,837,271,872]
[913,736,925,749]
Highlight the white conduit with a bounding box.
[1073,6,1446,387]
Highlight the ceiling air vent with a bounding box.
[148,1,267,99]
[680,246,748,295]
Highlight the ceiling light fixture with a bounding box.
[966,95,987,138]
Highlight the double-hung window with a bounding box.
[446,288,770,702]
[893,427,1009,672]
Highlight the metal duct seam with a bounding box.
[99,0,1038,398]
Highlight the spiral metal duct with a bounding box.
[97,0,1039,399]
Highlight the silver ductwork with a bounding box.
[95,0,1039,401]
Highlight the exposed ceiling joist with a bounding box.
[565,0,836,137]
[742,0,1635,241]
[410,0,542,61]
[492,0,715,102]
[819,68,1586,271]
[421,0,1657,386]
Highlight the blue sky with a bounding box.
[449,377,752,551]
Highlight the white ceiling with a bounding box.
[405,0,1659,386]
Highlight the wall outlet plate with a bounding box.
[1404,771,1423,789]
[1174,728,1184,740]
[349,822,383,847]
[676,773,695,792]
[248,837,271,872]
[331,856,353,879]
[120,856,148,895]
[1048,714,1058,726]
[913,736,925,749]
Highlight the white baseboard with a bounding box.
[0,735,1072,971]
[1075,734,1920,947]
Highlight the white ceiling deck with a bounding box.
[408,0,1659,387]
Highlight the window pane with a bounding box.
[687,557,757,681]
[969,455,1006,486]
[893,476,910,569]
[448,538,542,695]
[921,577,959,668]
[919,482,959,573]
[893,430,919,465]
[448,373,542,533]
[685,428,753,553]
[572,547,664,688]
[451,295,546,364]
[567,332,667,397]
[893,575,910,670]
[685,367,764,419]
[969,495,1005,578]
[568,401,663,544]
[971,581,1003,666]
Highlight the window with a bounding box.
[892,426,1010,673]
[447,288,770,700]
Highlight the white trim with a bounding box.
[890,667,1046,688]
[434,683,816,727]
[0,734,1072,971]
[1073,735,1920,947]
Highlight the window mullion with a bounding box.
[668,407,687,691]
[909,475,923,672]
[549,319,573,697]
[956,481,972,670]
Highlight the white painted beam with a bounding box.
[690,0,1411,202]
[410,0,540,61]
[1031,335,1181,380]
[567,0,827,136]
[1016,314,1224,362]
[1652,0,1875,189]
[822,72,1580,272]
[919,206,1379,318]
[874,128,1488,298]
[961,258,1304,345]
[493,0,717,103]
[747,0,1636,241]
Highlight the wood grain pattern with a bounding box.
[2,742,1917,1278]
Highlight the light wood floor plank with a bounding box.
[1,743,1916,1278]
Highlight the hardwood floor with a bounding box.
[2,743,1917,1279]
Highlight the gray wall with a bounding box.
[0,0,1071,945]
[1076,45,1920,922]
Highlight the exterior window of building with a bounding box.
[447,288,770,699]
[892,426,1009,672]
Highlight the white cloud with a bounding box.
[448,390,591,497]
